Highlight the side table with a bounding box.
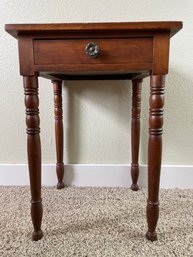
[5,21,182,241]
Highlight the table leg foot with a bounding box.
[32,230,43,241]
[130,184,139,191]
[130,165,139,191]
[57,181,65,189]
[56,163,64,189]
[145,231,157,241]
[130,183,139,191]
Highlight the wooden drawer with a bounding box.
[33,38,153,65]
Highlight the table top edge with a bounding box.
[5,21,183,39]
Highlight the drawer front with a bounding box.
[34,38,153,65]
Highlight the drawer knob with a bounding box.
[85,42,100,58]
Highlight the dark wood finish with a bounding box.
[130,79,142,191]
[40,73,148,81]
[152,33,170,74]
[34,38,153,65]
[5,21,182,38]
[5,22,182,241]
[52,80,65,189]
[34,63,152,78]
[5,22,182,78]
[23,75,43,241]
[146,75,165,241]
[18,35,34,75]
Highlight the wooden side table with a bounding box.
[5,21,182,241]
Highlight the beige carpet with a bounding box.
[0,186,193,257]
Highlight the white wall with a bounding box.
[0,0,193,165]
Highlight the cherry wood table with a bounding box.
[5,21,182,241]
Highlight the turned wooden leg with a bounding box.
[146,75,165,241]
[23,76,43,241]
[52,80,64,189]
[130,79,142,191]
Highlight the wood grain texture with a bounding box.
[5,21,182,241]
[152,33,170,75]
[34,63,152,76]
[7,22,182,79]
[23,75,43,241]
[5,21,182,39]
[130,79,142,191]
[18,35,35,76]
[52,80,64,189]
[146,75,165,241]
[34,38,153,65]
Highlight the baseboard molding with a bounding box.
[0,164,192,188]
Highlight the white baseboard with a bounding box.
[0,164,193,189]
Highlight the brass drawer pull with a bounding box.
[85,42,100,58]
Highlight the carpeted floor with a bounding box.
[0,186,193,257]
